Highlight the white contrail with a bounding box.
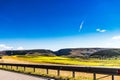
[79,20,84,32]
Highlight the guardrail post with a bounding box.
[46,68,48,74]
[6,65,7,69]
[72,71,75,78]
[2,65,3,68]
[33,67,35,72]
[16,66,18,70]
[93,73,96,80]
[57,69,60,76]
[11,65,12,70]
[112,75,114,80]
[24,66,25,72]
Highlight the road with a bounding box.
[0,69,52,80]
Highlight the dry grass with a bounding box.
[1,55,120,80]
[3,55,120,67]
[1,65,120,80]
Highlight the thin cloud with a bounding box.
[17,46,24,50]
[112,36,120,40]
[96,28,106,32]
[0,44,13,50]
[0,44,24,51]
[79,20,84,32]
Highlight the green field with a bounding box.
[3,55,120,67]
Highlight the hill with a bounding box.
[1,48,120,58]
[0,49,55,56]
[90,49,120,58]
[54,48,105,57]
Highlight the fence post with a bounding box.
[93,73,96,80]
[72,71,75,78]
[112,75,114,80]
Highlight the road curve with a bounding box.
[0,69,51,80]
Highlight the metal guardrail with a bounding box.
[0,63,120,80]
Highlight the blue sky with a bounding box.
[0,0,120,50]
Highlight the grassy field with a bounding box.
[2,55,120,80]
[2,55,120,67]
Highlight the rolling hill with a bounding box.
[55,48,105,57]
[90,49,120,58]
[1,48,120,58]
[0,49,55,56]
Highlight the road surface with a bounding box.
[0,69,52,80]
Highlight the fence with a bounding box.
[0,63,120,80]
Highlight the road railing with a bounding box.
[0,63,119,80]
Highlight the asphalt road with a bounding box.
[0,69,52,80]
